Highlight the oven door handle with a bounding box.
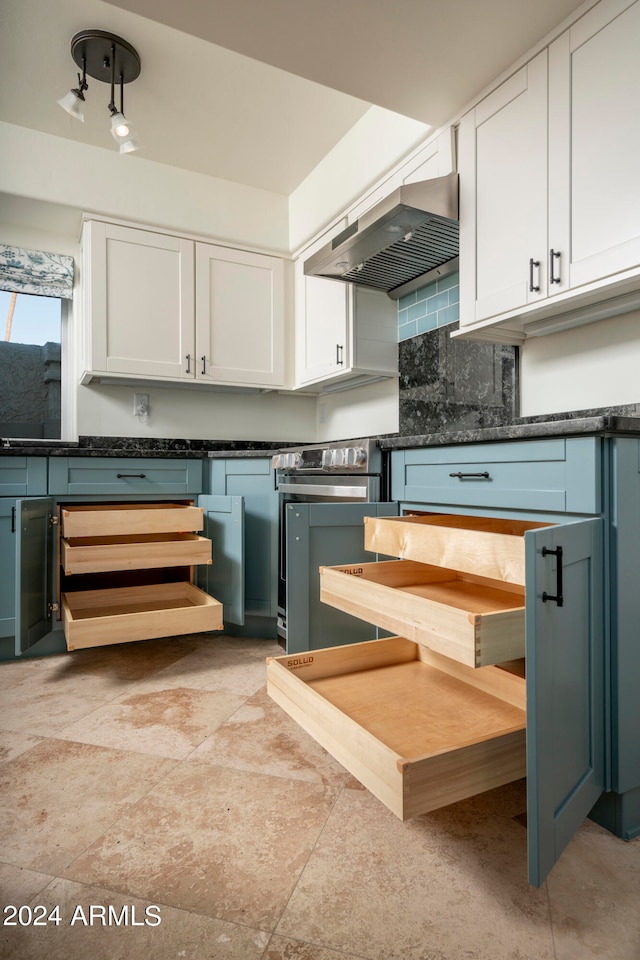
[278,481,369,499]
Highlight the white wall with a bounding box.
[0,122,289,252]
[520,312,640,415]
[0,128,319,442]
[316,378,399,442]
[288,106,430,252]
[76,382,316,442]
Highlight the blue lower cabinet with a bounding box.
[0,496,66,661]
[383,437,639,883]
[208,458,278,634]
[284,501,399,655]
[0,499,17,642]
[525,518,605,886]
[198,495,245,626]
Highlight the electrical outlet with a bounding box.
[133,393,149,417]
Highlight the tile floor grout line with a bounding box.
[179,692,256,763]
[266,776,350,943]
[260,929,375,960]
[53,740,185,881]
[24,870,277,944]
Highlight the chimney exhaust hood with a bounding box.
[304,173,459,300]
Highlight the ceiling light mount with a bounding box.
[69,30,141,86]
[58,30,141,153]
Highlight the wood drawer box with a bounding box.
[58,501,220,650]
[60,502,204,537]
[61,532,212,574]
[62,582,222,651]
[363,514,549,586]
[320,560,525,668]
[267,637,526,820]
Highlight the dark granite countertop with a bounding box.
[0,437,298,458]
[3,414,640,459]
[378,415,640,450]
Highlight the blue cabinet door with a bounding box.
[525,517,605,886]
[15,498,54,655]
[0,499,18,639]
[198,495,245,626]
[285,501,399,655]
[209,458,278,618]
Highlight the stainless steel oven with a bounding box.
[273,439,393,651]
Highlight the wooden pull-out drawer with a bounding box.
[267,637,526,820]
[61,503,204,538]
[364,514,550,586]
[321,560,525,668]
[62,582,223,651]
[61,532,212,574]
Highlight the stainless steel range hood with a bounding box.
[304,173,459,300]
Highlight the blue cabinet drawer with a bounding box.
[48,457,203,495]
[391,438,601,514]
[0,457,47,496]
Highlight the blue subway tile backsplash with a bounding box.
[397,272,460,341]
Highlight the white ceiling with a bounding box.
[1,0,588,198]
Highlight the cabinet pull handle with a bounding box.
[542,545,564,607]
[549,248,561,284]
[201,355,207,375]
[11,505,16,533]
[186,353,192,374]
[449,471,490,480]
[116,473,146,479]
[336,344,344,365]
[529,258,540,293]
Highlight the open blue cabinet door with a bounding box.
[198,495,245,626]
[15,498,53,655]
[525,517,605,886]
[285,501,399,655]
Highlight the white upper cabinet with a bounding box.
[548,0,640,291]
[458,52,549,325]
[294,239,397,391]
[295,267,350,384]
[84,221,195,379]
[458,0,640,339]
[195,243,285,387]
[82,220,287,389]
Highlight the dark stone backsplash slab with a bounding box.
[398,323,518,435]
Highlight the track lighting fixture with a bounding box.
[58,30,141,153]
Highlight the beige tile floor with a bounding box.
[0,633,638,960]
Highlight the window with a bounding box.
[0,290,62,439]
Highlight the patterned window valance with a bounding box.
[0,244,74,299]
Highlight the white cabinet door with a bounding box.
[549,0,640,291]
[459,51,548,327]
[294,262,350,386]
[84,221,195,379]
[195,244,285,387]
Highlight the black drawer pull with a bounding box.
[542,545,564,607]
[116,473,147,479]
[549,248,561,285]
[449,471,490,480]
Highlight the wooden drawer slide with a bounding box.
[267,637,526,820]
[62,582,223,651]
[61,503,204,538]
[61,533,212,574]
[364,514,549,586]
[320,560,525,668]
